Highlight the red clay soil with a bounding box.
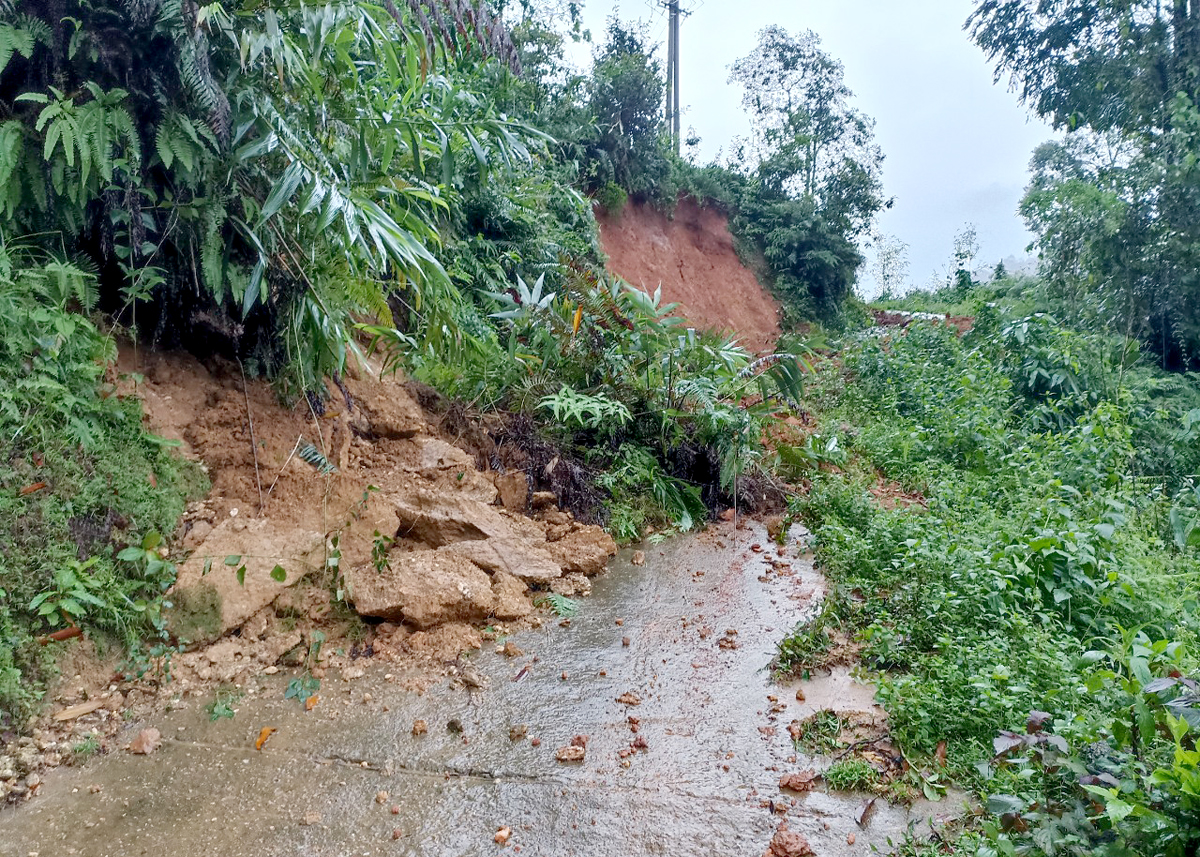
[871,308,974,335]
[595,196,782,354]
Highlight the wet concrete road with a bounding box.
[0,522,954,856]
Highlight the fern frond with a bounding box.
[298,440,338,474]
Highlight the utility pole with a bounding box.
[664,0,681,154]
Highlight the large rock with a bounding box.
[491,571,533,621]
[547,525,617,575]
[393,490,515,546]
[438,537,563,583]
[347,551,494,628]
[494,471,529,512]
[168,518,325,645]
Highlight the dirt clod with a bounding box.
[778,771,818,793]
[411,720,428,736]
[495,826,512,845]
[763,824,815,857]
[554,745,585,763]
[616,691,642,706]
[127,728,161,755]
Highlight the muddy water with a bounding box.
[0,522,957,856]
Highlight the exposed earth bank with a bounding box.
[596,197,783,354]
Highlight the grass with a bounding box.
[790,710,846,754]
[824,758,880,791]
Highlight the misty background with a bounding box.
[565,0,1056,296]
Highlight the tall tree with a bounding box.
[725,26,887,321]
[969,1,1200,367]
[728,26,884,236]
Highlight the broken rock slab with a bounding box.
[546,525,618,576]
[438,537,562,584]
[347,550,494,629]
[393,490,516,547]
[494,471,529,512]
[168,518,325,645]
[491,571,533,621]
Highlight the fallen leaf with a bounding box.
[494,826,512,845]
[855,797,878,828]
[935,741,947,768]
[18,481,47,496]
[128,727,162,755]
[305,694,319,711]
[616,691,642,706]
[412,719,428,736]
[255,726,277,751]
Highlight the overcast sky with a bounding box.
[566,0,1056,295]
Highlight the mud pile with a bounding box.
[127,348,616,661]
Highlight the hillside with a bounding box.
[595,197,783,354]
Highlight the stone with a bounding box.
[168,518,325,645]
[547,525,617,576]
[530,492,557,509]
[393,491,515,547]
[763,825,815,857]
[128,728,161,755]
[438,537,562,583]
[491,571,533,621]
[554,745,585,763]
[346,375,427,440]
[550,573,591,597]
[183,520,213,549]
[494,471,529,512]
[347,551,494,629]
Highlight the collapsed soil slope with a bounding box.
[596,196,782,354]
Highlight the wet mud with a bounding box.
[0,522,960,856]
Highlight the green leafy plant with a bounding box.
[284,631,325,704]
[206,687,243,721]
[533,593,579,618]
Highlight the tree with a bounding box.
[725,26,888,321]
[869,230,910,299]
[0,0,531,388]
[969,0,1200,367]
[583,19,672,200]
[728,26,885,237]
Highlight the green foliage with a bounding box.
[969,2,1200,370]
[533,593,579,618]
[790,709,846,755]
[206,687,243,721]
[824,758,879,792]
[798,309,1200,857]
[0,240,204,729]
[0,0,535,393]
